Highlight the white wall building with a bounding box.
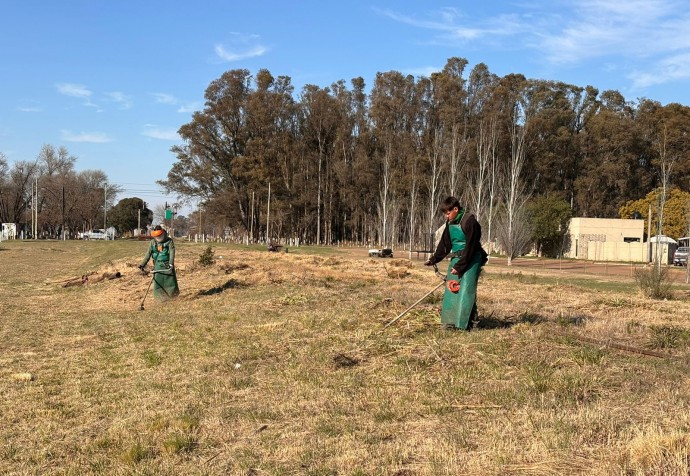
[566,217,647,262]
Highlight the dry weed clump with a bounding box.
[621,428,690,475]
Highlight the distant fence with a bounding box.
[585,241,647,262]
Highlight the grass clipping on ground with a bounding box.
[1,242,690,475]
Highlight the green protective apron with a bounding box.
[149,239,180,301]
[441,218,484,330]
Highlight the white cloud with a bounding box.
[535,0,690,64]
[629,52,690,88]
[382,2,690,90]
[142,126,179,141]
[215,44,267,61]
[151,94,199,113]
[105,91,132,110]
[61,130,112,143]
[377,7,529,43]
[177,102,200,113]
[56,83,92,98]
[214,32,268,62]
[152,93,178,104]
[17,106,41,112]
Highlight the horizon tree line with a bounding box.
[3,57,690,255]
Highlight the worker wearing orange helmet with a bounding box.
[138,225,179,301]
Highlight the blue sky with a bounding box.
[2,0,690,213]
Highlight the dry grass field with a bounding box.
[1,240,690,475]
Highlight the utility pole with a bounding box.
[266,182,271,244]
[103,184,107,230]
[33,177,38,239]
[62,186,65,240]
[250,191,254,244]
[647,203,652,263]
[171,204,175,238]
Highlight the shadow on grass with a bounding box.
[475,311,548,330]
[196,279,245,296]
[332,353,360,369]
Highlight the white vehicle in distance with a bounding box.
[80,229,112,240]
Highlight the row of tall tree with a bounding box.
[0,145,157,238]
[160,58,690,256]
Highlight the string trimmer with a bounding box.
[384,263,458,328]
[138,267,173,311]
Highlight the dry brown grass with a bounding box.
[1,240,690,475]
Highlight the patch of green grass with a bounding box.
[556,313,588,327]
[572,346,607,365]
[525,360,555,394]
[161,433,197,455]
[120,441,151,465]
[0,440,18,460]
[176,411,201,431]
[554,372,601,405]
[373,407,397,423]
[316,420,344,437]
[142,349,163,367]
[647,325,690,349]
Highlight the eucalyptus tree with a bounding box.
[465,63,501,254]
[245,70,297,242]
[299,84,341,244]
[348,77,378,244]
[574,90,647,217]
[525,81,584,196]
[465,62,499,218]
[369,71,417,246]
[637,100,690,265]
[329,78,370,243]
[405,75,435,250]
[161,69,253,234]
[435,57,470,200]
[494,74,533,264]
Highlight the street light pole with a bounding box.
[62,186,65,240]
[103,184,107,230]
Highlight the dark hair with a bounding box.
[153,225,163,231]
[440,196,461,213]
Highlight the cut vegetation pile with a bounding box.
[1,240,690,475]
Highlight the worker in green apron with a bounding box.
[139,225,180,301]
[425,197,488,330]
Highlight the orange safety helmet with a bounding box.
[151,225,166,241]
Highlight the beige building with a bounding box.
[567,217,648,262]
